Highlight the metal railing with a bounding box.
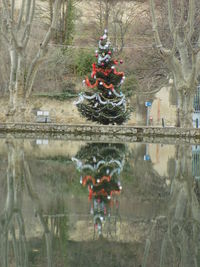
[194,85,200,112]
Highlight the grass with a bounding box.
[34,91,78,101]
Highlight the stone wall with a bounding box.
[0,123,200,144]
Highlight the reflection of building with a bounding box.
[148,144,175,177]
[72,143,125,238]
[192,146,200,179]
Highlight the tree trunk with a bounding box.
[8,49,26,119]
[176,90,194,128]
[183,93,194,128]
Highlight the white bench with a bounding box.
[36,139,49,145]
[36,111,51,123]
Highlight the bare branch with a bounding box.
[25,0,32,23]
[186,0,195,39]
[2,0,11,20]
[168,0,174,33]
[149,0,169,55]
[25,0,62,98]
[22,0,35,48]
[11,0,15,20]
[2,0,19,49]
[179,0,185,27]
[17,0,26,30]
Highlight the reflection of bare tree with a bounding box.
[160,146,200,267]
[143,145,200,267]
[0,136,52,267]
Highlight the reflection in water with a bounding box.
[72,143,125,239]
[161,145,200,267]
[0,137,52,267]
[1,138,200,266]
[143,145,200,267]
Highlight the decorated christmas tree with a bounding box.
[72,143,125,237]
[74,30,130,125]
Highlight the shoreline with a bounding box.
[0,123,199,143]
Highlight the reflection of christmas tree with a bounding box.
[74,30,130,125]
[72,143,125,238]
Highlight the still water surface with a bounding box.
[0,137,200,267]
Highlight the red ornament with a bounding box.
[101,62,105,66]
[120,60,123,64]
[95,53,98,58]
[100,36,104,40]
[108,51,112,55]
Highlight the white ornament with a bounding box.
[100,82,103,85]
[98,54,111,64]
[111,66,115,69]
[99,40,110,50]
[109,91,112,95]
[103,34,107,39]
[107,195,111,200]
[97,179,100,183]
[104,29,108,34]
[82,80,86,85]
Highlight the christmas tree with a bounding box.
[72,143,125,237]
[74,30,130,125]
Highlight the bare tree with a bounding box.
[1,0,61,119]
[150,0,200,127]
[95,0,119,36]
[111,2,144,53]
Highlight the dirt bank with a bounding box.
[0,96,136,124]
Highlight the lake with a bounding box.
[0,136,199,267]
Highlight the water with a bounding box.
[0,136,200,267]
